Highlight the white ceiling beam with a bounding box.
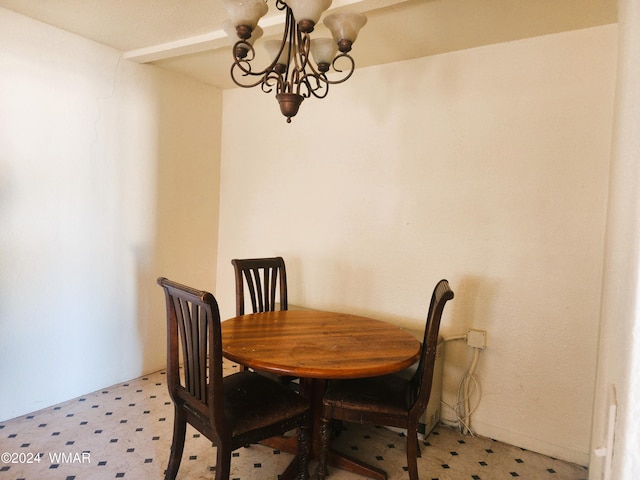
[122,30,228,63]
[124,0,407,64]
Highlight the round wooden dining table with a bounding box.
[221,309,421,480]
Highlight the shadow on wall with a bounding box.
[135,242,163,374]
[452,275,497,334]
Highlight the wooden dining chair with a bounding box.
[232,256,288,316]
[317,279,454,480]
[157,277,310,480]
[231,256,297,385]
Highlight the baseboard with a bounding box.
[470,419,590,467]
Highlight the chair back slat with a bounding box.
[232,257,288,316]
[243,268,264,311]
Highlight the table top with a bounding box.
[221,309,421,379]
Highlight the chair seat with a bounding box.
[323,373,410,418]
[224,371,309,436]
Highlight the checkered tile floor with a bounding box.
[0,362,588,479]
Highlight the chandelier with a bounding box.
[222,0,367,123]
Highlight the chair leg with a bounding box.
[165,408,187,480]
[297,423,311,480]
[214,445,232,480]
[317,418,330,480]
[406,425,419,480]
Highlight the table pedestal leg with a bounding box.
[276,378,388,480]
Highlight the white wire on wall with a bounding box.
[440,334,483,436]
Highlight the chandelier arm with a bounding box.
[323,53,357,85]
[282,8,297,95]
[291,41,306,96]
[298,73,330,99]
[230,62,272,89]
[296,29,311,74]
[293,69,306,96]
[229,40,277,88]
[261,71,283,94]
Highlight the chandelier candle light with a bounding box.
[222,0,367,122]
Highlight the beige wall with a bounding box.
[0,8,222,421]
[217,25,618,465]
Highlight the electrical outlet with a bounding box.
[467,329,487,349]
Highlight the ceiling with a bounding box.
[0,0,617,90]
